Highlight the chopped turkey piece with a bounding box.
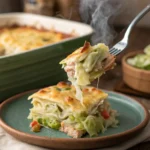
[60,122,85,138]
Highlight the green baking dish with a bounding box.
[0,13,94,102]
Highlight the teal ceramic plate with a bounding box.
[0,90,149,150]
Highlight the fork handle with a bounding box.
[123,5,150,42]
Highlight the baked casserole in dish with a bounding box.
[0,25,73,56]
[0,13,93,102]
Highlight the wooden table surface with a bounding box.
[93,27,150,150]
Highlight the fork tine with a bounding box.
[109,40,127,55]
[109,47,115,52]
[112,49,121,55]
[109,48,115,54]
[109,48,118,54]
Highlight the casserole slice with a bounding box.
[28,82,118,138]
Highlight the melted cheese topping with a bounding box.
[60,42,92,64]
[0,26,73,56]
[28,81,108,113]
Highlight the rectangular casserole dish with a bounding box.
[0,13,93,102]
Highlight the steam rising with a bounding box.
[80,0,124,45]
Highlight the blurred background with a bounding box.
[0,0,150,25]
[0,0,150,26]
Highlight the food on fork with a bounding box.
[28,82,119,138]
[60,41,115,86]
[60,41,115,100]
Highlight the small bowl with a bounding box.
[122,51,150,94]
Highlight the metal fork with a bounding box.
[110,5,150,56]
